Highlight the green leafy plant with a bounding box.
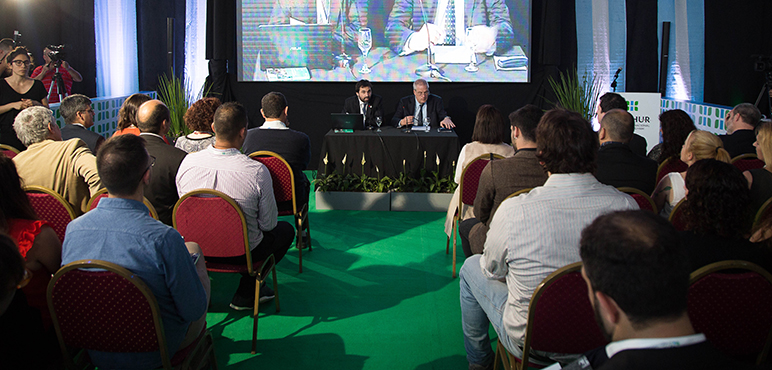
[157,74,213,138]
[546,67,603,122]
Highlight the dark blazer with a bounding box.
[140,134,187,226]
[391,94,448,128]
[719,129,756,158]
[588,341,759,370]
[242,126,312,206]
[629,133,647,157]
[680,231,772,274]
[342,95,383,129]
[384,0,515,54]
[595,142,658,194]
[60,124,104,154]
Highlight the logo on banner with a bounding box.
[627,100,639,112]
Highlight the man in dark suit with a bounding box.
[136,100,187,226]
[385,0,515,56]
[242,92,311,241]
[58,94,104,154]
[719,103,761,158]
[391,79,455,129]
[569,210,758,370]
[342,79,383,129]
[269,0,363,52]
[595,109,658,194]
[598,92,647,157]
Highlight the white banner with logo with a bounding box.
[619,92,661,154]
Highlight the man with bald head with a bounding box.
[595,109,658,194]
[137,99,187,225]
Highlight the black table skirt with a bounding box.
[317,127,460,179]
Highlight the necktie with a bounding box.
[416,103,425,126]
[317,0,330,25]
[443,0,456,45]
[362,103,367,124]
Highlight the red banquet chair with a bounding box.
[24,185,77,243]
[494,262,608,370]
[617,187,658,213]
[688,260,772,365]
[47,259,218,370]
[86,188,159,219]
[1,143,19,158]
[668,198,688,231]
[656,157,688,184]
[731,153,765,172]
[753,197,772,232]
[173,189,279,354]
[249,150,309,273]
[448,153,504,278]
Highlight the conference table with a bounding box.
[250,46,528,82]
[316,126,460,179]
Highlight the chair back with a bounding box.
[668,198,687,231]
[522,262,608,362]
[249,151,297,216]
[460,154,504,207]
[87,188,159,219]
[617,187,657,213]
[688,260,772,364]
[504,188,532,201]
[656,157,688,184]
[174,189,252,261]
[754,197,772,232]
[47,260,173,369]
[1,143,19,158]
[731,153,765,172]
[24,185,76,242]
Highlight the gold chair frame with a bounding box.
[86,188,159,220]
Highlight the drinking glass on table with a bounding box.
[358,28,372,74]
[464,27,479,72]
[375,116,383,132]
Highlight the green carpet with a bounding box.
[203,173,485,369]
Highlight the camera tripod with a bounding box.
[47,61,68,102]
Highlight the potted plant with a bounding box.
[546,67,603,121]
[314,154,392,211]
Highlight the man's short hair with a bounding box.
[136,101,170,134]
[213,102,247,142]
[59,94,92,124]
[733,103,762,128]
[261,92,287,119]
[536,108,598,174]
[600,109,634,142]
[509,104,543,142]
[96,135,150,196]
[599,92,628,114]
[0,38,15,51]
[413,79,429,90]
[355,79,372,92]
[12,106,54,146]
[580,210,690,328]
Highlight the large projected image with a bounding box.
[238,0,531,82]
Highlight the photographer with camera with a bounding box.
[31,45,82,104]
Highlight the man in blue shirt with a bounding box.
[62,134,209,369]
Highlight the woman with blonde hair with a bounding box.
[744,120,772,216]
[652,130,731,218]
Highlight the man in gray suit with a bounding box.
[59,94,104,154]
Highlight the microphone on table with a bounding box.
[414,0,446,80]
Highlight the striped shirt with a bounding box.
[480,173,638,345]
[176,146,277,249]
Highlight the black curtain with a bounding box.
[625,0,658,92]
[136,0,187,89]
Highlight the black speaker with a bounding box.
[659,21,670,97]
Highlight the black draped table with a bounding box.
[316,126,460,179]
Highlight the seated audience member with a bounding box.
[647,109,696,163]
[342,79,383,129]
[112,93,151,138]
[719,103,761,158]
[679,159,772,272]
[0,153,61,326]
[652,130,731,218]
[12,106,102,215]
[177,102,294,310]
[458,104,547,257]
[58,94,104,154]
[392,79,455,129]
[0,233,53,370]
[62,135,209,369]
[175,97,221,153]
[242,92,312,226]
[444,105,515,241]
[571,210,760,370]
[137,100,187,226]
[597,92,646,156]
[0,38,14,78]
[595,109,658,194]
[743,120,772,216]
[459,108,638,370]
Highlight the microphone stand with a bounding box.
[414,0,446,80]
[611,68,621,92]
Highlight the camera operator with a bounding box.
[31,45,82,104]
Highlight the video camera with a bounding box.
[753,55,772,73]
[46,44,66,65]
